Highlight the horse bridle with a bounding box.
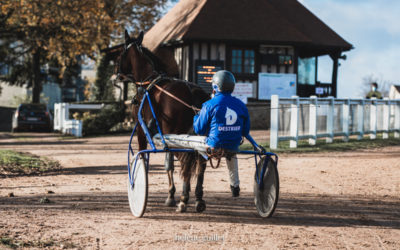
[116,38,159,85]
[114,39,201,113]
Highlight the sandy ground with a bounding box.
[0,131,399,249]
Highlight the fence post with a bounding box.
[270,95,279,149]
[370,98,377,139]
[395,101,400,138]
[342,99,350,142]
[309,96,317,145]
[290,96,299,148]
[77,120,83,137]
[357,100,364,140]
[382,98,390,139]
[60,103,69,133]
[326,96,334,143]
[53,103,60,131]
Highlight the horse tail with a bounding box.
[175,152,206,182]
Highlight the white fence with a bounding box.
[54,103,103,137]
[270,95,400,149]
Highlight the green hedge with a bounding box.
[74,103,125,136]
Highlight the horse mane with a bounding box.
[176,80,210,109]
[140,46,169,75]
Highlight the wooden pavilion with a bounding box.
[143,0,353,98]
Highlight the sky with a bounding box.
[298,0,400,98]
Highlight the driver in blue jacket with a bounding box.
[193,70,250,197]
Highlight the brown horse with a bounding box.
[118,30,210,212]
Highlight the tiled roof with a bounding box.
[144,0,353,56]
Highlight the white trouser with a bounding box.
[152,134,240,186]
[226,156,239,187]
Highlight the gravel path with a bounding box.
[0,132,399,249]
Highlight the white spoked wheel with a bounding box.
[254,156,279,218]
[127,153,148,218]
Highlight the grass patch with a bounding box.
[240,136,400,153]
[0,150,61,177]
[14,136,36,141]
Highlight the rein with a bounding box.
[206,148,236,169]
[122,73,201,114]
[153,84,200,113]
[207,148,223,169]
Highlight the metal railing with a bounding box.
[270,95,400,149]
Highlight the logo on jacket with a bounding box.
[225,107,238,125]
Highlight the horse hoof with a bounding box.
[165,198,176,207]
[195,200,206,213]
[176,202,187,213]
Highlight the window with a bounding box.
[298,57,316,85]
[231,49,255,74]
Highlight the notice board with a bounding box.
[258,73,297,99]
[195,60,224,85]
[232,83,253,104]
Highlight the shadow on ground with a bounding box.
[1,191,398,229]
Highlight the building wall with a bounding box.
[247,103,271,129]
[0,82,28,107]
[192,42,226,62]
[176,43,296,100]
[42,83,62,110]
[259,45,295,74]
[175,43,280,129]
[389,85,400,99]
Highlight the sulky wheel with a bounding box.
[253,155,279,218]
[127,153,148,218]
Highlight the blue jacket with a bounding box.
[193,92,250,151]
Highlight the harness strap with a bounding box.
[118,73,135,82]
[145,75,163,91]
[206,148,237,169]
[135,81,150,85]
[118,73,201,114]
[209,157,221,169]
[206,148,226,169]
[153,84,201,113]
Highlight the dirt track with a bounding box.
[0,132,399,249]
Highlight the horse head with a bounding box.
[118,30,155,83]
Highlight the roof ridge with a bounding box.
[179,0,208,41]
[143,0,207,51]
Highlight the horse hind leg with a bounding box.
[165,152,176,207]
[194,160,207,213]
[176,160,206,213]
[176,181,190,213]
[176,152,195,213]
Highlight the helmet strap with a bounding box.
[211,89,216,98]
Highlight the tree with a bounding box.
[94,55,115,101]
[104,0,168,39]
[0,0,168,103]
